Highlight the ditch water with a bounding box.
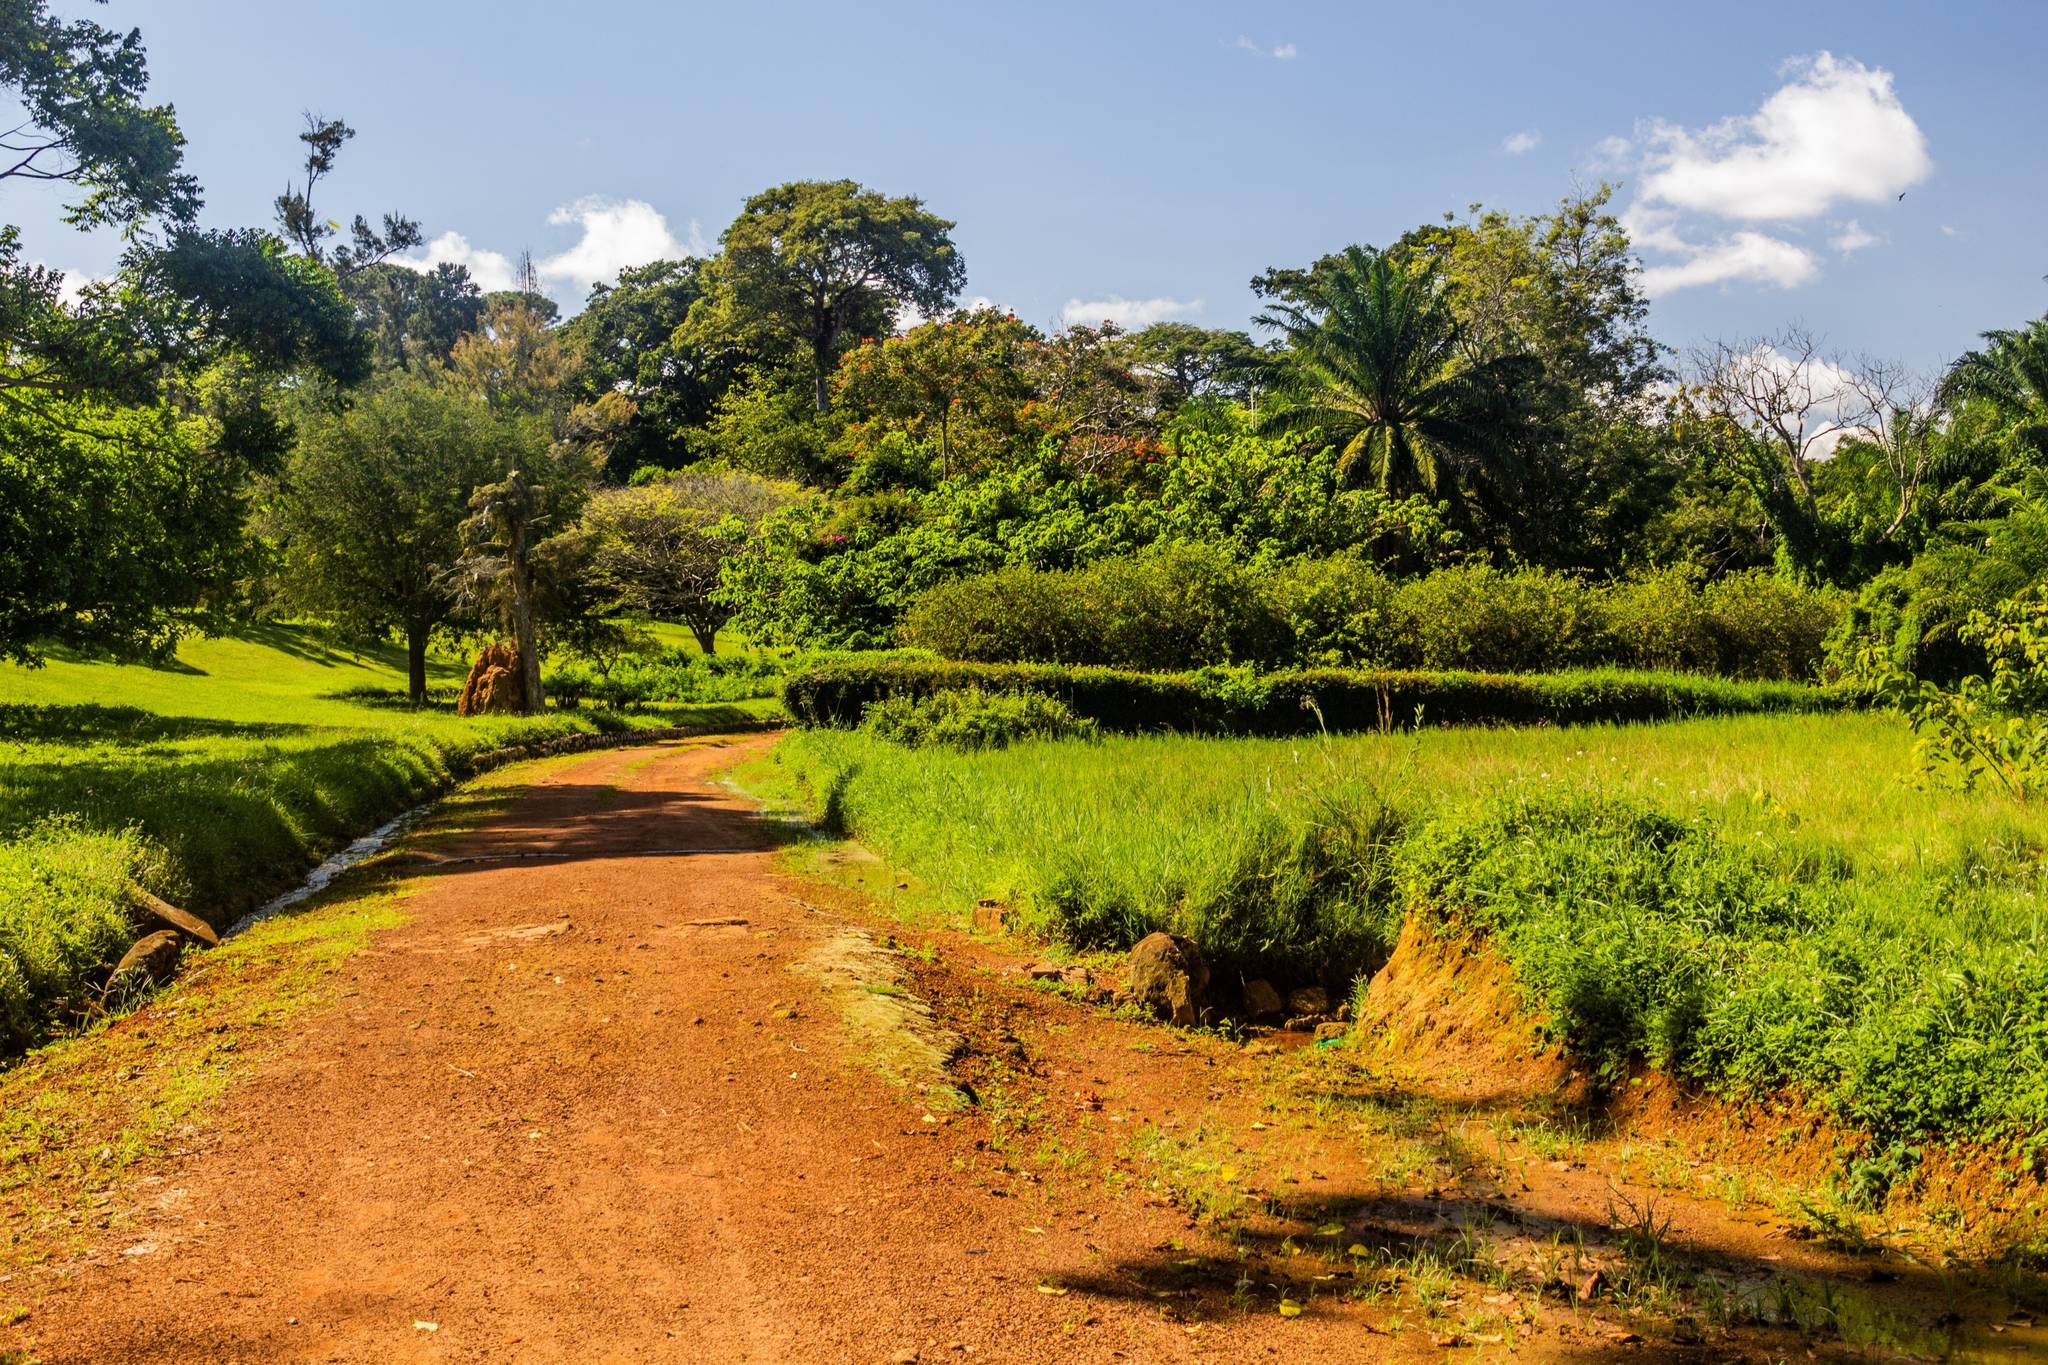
[224,802,434,938]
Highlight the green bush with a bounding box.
[783,657,1845,737]
[1391,564,1605,672]
[898,542,1288,670]
[903,554,1843,682]
[547,647,786,708]
[1701,570,1840,681]
[860,686,1094,750]
[1399,791,2048,1146]
[1268,553,1405,667]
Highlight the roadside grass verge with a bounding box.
[752,712,2048,1152]
[0,625,780,1054]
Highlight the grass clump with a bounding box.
[859,686,1094,750]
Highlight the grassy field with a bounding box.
[752,713,2048,1155]
[0,625,780,1054]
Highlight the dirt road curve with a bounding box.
[6,737,1379,1365]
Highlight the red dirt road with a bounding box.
[2,737,1385,1364]
[12,736,2032,1364]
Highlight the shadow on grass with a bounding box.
[0,702,311,744]
[34,641,206,675]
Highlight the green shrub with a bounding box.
[898,542,1288,670]
[1269,553,1405,667]
[783,657,1845,737]
[859,686,1094,750]
[1603,565,1717,673]
[547,647,785,708]
[1392,564,1605,672]
[1701,569,1840,681]
[904,554,1843,682]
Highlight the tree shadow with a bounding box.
[1045,1174,2024,1359]
[0,702,310,744]
[398,776,801,874]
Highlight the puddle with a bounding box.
[226,803,432,936]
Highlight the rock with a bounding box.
[1335,1002,1354,1023]
[1025,963,1066,981]
[1284,1015,1328,1032]
[1287,985,1330,1016]
[1241,979,1284,1019]
[108,930,183,992]
[132,888,219,947]
[889,1351,920,1364]
[1314,1021,1349,1043]
[1575,1269,1605,1303]
[457,642,526,716]
[1124,932,1209,1027]
[971,899,1008,933]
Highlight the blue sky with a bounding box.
[16,1,2046,372]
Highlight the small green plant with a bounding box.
[1868,594,2048,799]
[858,686,1095,750]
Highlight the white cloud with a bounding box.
[1638,231,1819,298]
[892,295,1001,334]
[402,230,517,292]
[1829,220,1878,253]
[1607,52,1928,296]
[1060,295,1202,329]
[538,197,690,296]
[1502,129,1542,156]
[1233,35,1296,59]
[1637,52,1930,221]
[1940,224,1961,238]
[394,197,694,306]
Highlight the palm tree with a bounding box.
[1254,246,1535,501]
[1943,317,2048,465]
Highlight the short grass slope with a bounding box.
[755,713,2048,1154]
[0,626,777,1053]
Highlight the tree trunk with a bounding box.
[812,355,832,413]
[406,622,429,707]
[509,520,544,713]
[691,622,719,655]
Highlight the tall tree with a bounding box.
[0,1,371,661]
[270,374,544,702]
[579,471,793,653]
[272,114,421,280]
[692,180,965,412]
[345,260,485,370]
[1944,317,2048,466]
[1122,323,1264,410]
[561,258,740,477]
[834,307,1038,477]
[1254,246,1536,503]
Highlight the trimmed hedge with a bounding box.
[782,658,1846,736]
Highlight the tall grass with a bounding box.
[758,712,2048,1147]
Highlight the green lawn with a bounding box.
[753,713,2048,1153]
[0,625,779,1055]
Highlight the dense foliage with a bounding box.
[783,656,1840,736]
